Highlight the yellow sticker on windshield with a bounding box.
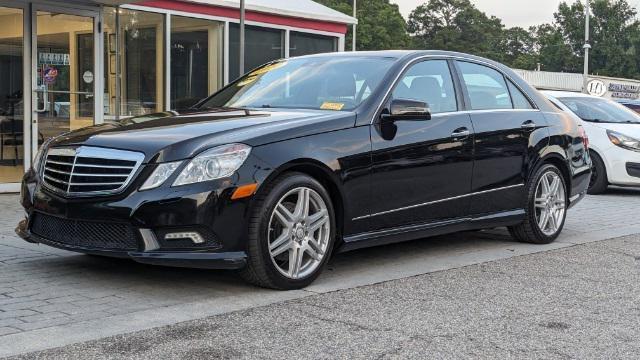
[248,61,286,77]
[320,102,345,111]
[237,75,258,87]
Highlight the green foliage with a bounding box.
[317,0,640,79]
[316,0,410,50]
[548,0,640,79]
[408,0,502,57]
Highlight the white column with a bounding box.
[94,10,104,124]
[165,13,171,110]
[223,21,230,85]
[284,29,290,58]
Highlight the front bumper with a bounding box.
[18,165,259,270]
[16,219,247,269]
[602,145,640,186]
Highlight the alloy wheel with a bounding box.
[534,171,566,236]
[268,187,331,280]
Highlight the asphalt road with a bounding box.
[10,234,640,360]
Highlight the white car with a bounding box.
[543,91,640,194]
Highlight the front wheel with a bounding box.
[588,151,608,195]
[509,164,567,244]
[239,173,335,290]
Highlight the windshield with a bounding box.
[198,57,394,111]
[558,97,640,124]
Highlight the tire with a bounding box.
[587,151,608,195]
[239,172,336,290]
[508,164,568,244]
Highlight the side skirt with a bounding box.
[339,209,525,253]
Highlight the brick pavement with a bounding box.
[0,188,639,351]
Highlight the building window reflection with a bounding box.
[170,16,223,110]
[229,24,284,81]
[104,8,164,120]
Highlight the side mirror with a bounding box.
[382,99,432,122]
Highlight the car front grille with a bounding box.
[42,146,144,197]
[30,213,139,251]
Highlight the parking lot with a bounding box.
[1,189,640,357]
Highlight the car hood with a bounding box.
[589,122,640,138]
[48,108,357,162]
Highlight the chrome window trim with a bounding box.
[370,55,541,125]
[42,146,145,197]
[352,184,525,221]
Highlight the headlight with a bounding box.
[173,144,251,186]
[607,130,640,152]
[140,161,182,191]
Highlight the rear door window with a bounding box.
[457,61,512,111]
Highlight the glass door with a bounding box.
[0,6,26,188]
[32,8,100,155]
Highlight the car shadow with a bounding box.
[12,228,516,296]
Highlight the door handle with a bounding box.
[35,91,47,113]
[451,127,471,139]
[521,120,537,130]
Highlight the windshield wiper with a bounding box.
[197,106,252,115]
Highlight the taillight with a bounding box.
[579,126,589,149]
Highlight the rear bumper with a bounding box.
[16,219,247,269]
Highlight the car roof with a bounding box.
[293,50,500,61]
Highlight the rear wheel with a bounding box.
[588,151,608,195]
[239,173,335,290]
[509,164,567,244]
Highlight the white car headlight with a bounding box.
[173,144,251,186]
[140,161,183,191]
[607,130,640,152]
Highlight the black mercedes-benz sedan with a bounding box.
[17,51,591,290]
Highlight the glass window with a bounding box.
[35,11,95,145]
[392,60,457,114]
[0,7,24,183]
[508,81,533,109]
[290,31,337,57]
[170,16,223,110]
[103,8,164,120]
[200,56,394,111]
[558,97,640,124]
[229,24,284,81]
[458,61,511,111]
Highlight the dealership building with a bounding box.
[515,69,640,101]
[0,0,356,192]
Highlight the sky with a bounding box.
[390,0,567,28]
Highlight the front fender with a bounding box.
[247,126,373,236]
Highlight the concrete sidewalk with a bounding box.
[1,188,639,357]
[10,234,640,359]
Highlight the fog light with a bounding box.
[164,232,205,244]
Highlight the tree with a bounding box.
[537,0,640,78]
[498,27,539,70]
[316,0,410,50]
[533,23,580,72]
[407,0,506,61]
